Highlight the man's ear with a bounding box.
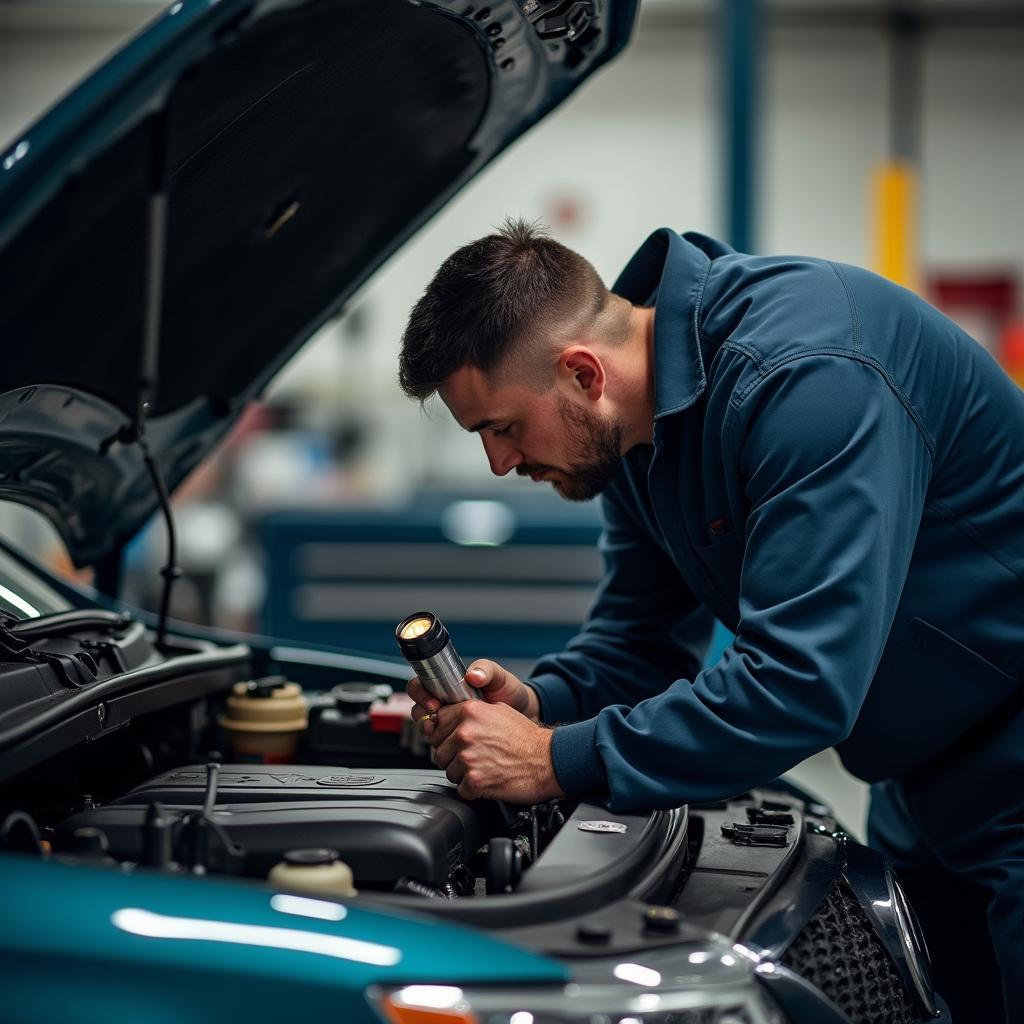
[556,346,605,402]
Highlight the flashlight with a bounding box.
[395,611,480,704]
[397,611,521,829]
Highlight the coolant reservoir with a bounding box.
[218,677,307,763]
[268,848,357,898]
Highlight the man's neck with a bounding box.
[618,304,657,449]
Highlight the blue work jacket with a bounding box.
[529,229,1024,811]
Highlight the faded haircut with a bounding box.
[398,218,610,402]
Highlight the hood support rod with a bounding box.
[139,109,167,432]
[131,108,180,650]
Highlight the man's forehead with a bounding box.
[438,365,488,428]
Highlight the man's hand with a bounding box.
[406,659,540,729]
[426,700,564,803]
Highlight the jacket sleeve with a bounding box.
[527,472,715,727]
[547,354,933,809]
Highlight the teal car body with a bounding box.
[2,855,565,1023]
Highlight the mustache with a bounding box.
[516,464,558,477]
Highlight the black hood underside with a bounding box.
[2,0,488,420]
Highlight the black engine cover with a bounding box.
[59,765,485,888]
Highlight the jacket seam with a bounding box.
[829,262,862,352]
[692,256,713,372]
[720,339,763,370]
[723,346,937,457]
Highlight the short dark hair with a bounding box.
[398,218,608,401]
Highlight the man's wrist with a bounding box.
[522,682,541,722]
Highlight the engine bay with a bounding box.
[0,609,687,923]
[0,605,943,1024]
[0,604,825,932]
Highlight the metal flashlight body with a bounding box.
[395,611,479,704]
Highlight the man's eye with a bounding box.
[492,425,511,437]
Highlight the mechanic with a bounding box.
[398,220,1024,1022]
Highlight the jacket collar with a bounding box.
[612,228,730,421]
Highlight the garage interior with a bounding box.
[1,0,1021,867]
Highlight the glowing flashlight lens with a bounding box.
[400,616,433,640]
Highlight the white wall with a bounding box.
[763,21,1024,269]
[922,29,1024,268]
[761,25,890,263]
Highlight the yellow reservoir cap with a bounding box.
[268,853,356,899]
[219,680,307,733]
[218,680,307,762]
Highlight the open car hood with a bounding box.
[0,0,637,567]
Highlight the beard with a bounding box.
[517,395,625,501]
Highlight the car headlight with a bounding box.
[890,872,936,1017]
[370,940,783,1024]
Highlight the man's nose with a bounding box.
[482,436,522,477]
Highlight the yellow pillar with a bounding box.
[871,162,919,292]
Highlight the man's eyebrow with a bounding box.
[466,418,499,433]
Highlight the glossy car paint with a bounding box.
[0,853,567,1023]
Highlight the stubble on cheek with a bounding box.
[552,396,625,502]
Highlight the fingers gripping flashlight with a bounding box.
[397,611,523,828]
[395,612,480,705]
